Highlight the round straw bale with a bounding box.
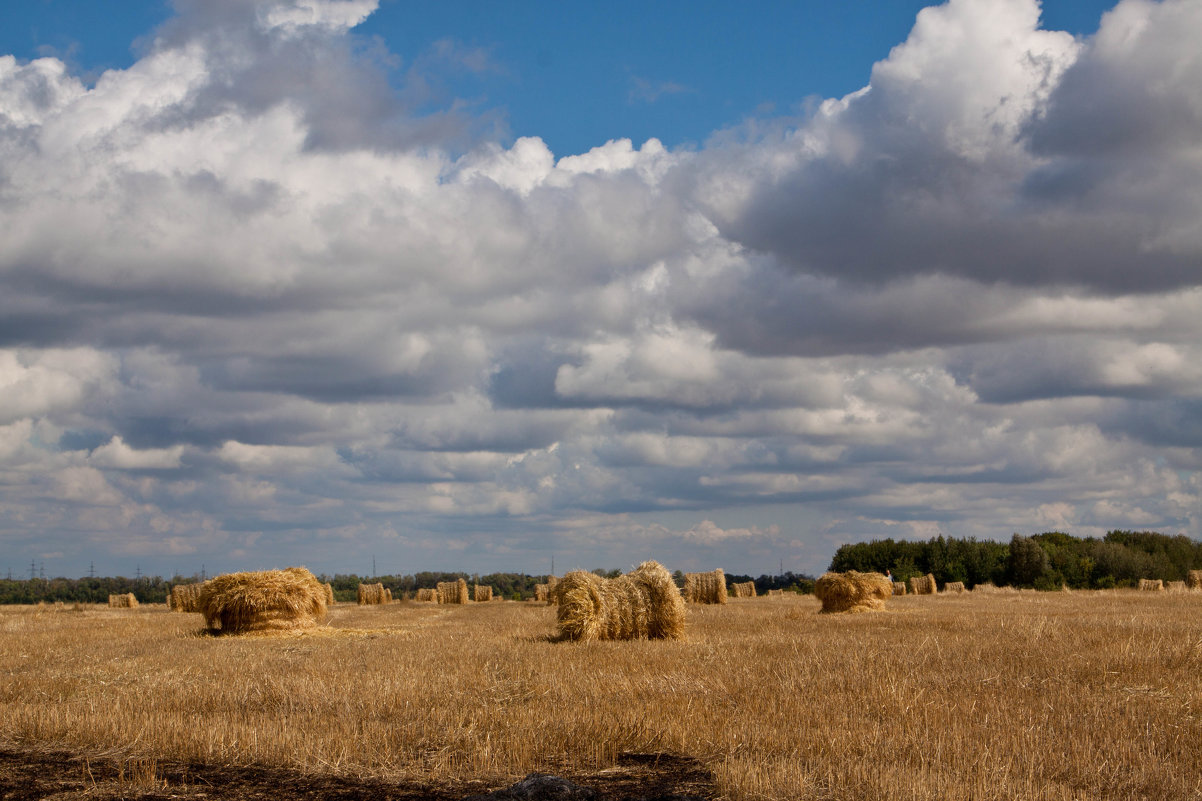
[944,581,966,593]
[437,578,469,604]
[1138,578,1164,591]
[357,582,386,605]
[556,561,686,642]
[814,571,893,614]
[108,592,138,608]
[684,569,728,604]
[324,582,335,605]
[198,567,327,634]
[1188,570,1202,590]
[731,581,757,598]
[474,584,493,602]
[892,581,907,596]
[908,573,937,595]
[170,583,204,613]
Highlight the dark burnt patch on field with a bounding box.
[0,748,715,801]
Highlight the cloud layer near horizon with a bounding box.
[1,0,1199,577]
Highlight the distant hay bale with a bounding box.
[1138,578,1164,591]
[892,581,907,596]
[814,571,892,614]
[108,593,138,608]
[415,588,437,602]
[437,578,469,604]
[1188,570,1202,590]
[324,583,335,605]
[169,583,204,613]
[384,587,393,603]
[474,585,493,602]
[683,569,728,604]
[534,584,549,602]
[1166,580,1186,592]
[731,581,757,598]
[909,573,937,595]
[767,589,785,597]
[197,567,327,634]
[944,581,966,593]
[556,561,686,642]
[357,582,387,605]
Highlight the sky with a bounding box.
[1,0,1199,581]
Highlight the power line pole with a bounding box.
[29,560,36,581]
[89,561,95,579]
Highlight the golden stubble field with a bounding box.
[2,589,1200,800]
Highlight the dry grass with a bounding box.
[3,590,1201,799]
[683,570,727,604]
[107,593,138,608]
[197,567,327,634]
[437,579,468,605]
[556,561,686,642]
[814,571,892,614]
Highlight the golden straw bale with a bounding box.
[324,583,335,605]
[814,571,892,614]
[534,584,549,602]
[197,567,327,634]
[474,585,493,602]
[357,582,386,605]
[415,588,437,602]
[767,589,785,597]
[1138,578,1164,591]
[731,581,757,598]
[1188,570,1202,590]
[169,583,204,613]
[892,581,907,596]
[437,578,469,604]
[108,593,138,608]
[684,569,728,604]
[909,573,937,595]
[384,587,393,603]
[556,561,686,642]
[944,581,966,593]
[1166,580,1186,592]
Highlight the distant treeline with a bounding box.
[0,567,820,605]
[829,531,1202,590]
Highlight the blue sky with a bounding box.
[1,0,1199,581]
[4,0,1116,156]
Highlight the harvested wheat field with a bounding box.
[1,590,1201,800]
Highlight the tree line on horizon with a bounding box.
[3,529,1194,604]
[829,530,1202,590]
[0,566,815,605]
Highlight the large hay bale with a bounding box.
[1187,570,1202,590]
[474,584,493,602]
[357,582,387,605]
[683,569,728,604]
[909,573,937,595]
[437,578,469,604]
[892,581,907,596]
[1138,578,1164,591]
[1166,580,1187,592]
[324,583,335,605]
[731,581,757,598]
[415,588,437,602]
[944,581,966,593]
[814,571,892,614]
[108,593,138,608]
[197,567,327,634]
[556,561,686,642]
[169,583,204,613]
[534,584,549,602]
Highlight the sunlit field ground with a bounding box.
[2,589,1201,800]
